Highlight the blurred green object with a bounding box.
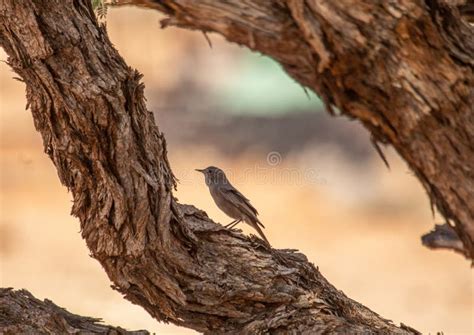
[215,52,323,116]
[91,0,102,9]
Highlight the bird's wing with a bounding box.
[225,188,258,215]
[220,188,264,228]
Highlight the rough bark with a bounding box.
[0,288,149,334]
[0,0,468,334]
[115,0,474,259]
[456,0,474,23]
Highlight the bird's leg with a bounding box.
[227,220,242,230]
[224,219,239,228]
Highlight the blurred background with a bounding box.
[1,7,472,335]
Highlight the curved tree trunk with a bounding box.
[0,0,470,334]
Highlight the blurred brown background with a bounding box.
[1,7,472,335]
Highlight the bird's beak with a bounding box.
[195,169,204,173]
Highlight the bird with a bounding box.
[196,166,271,246]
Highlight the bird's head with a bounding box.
[195,166,228,186]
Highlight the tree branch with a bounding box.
[0,288,148,334]
[115,0,474,259]
[421,223,469,257]
[0,0,468,333]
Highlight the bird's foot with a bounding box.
[225,219,241,230]
[224,220,238,228]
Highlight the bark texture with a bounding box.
[0,288,148,334]
[117,0,474,259]
[0,0,468,334]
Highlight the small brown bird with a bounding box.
[196,166,270,246]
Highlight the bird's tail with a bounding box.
[249,219,271,247]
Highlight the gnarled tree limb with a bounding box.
[0,0,468,333]
[0,288,149,334]
[115,0,474,259]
